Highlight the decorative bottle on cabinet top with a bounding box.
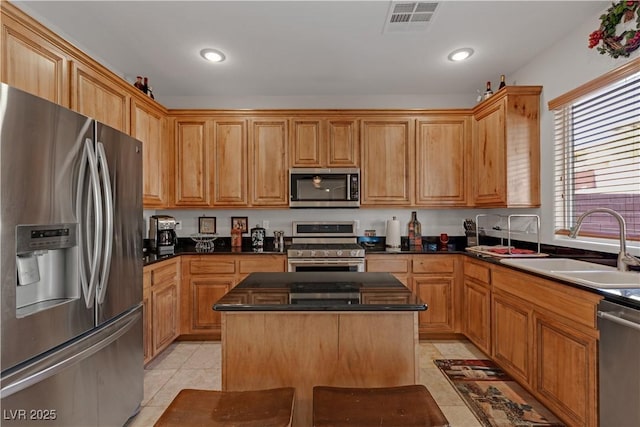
[483,81,493,100]
[498,74,506,89]
[408,211,422,249]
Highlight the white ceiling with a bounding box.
[15,1,608,107]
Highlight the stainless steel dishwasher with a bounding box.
[598,299,640,426]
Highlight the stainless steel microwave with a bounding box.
[289,168,360,208]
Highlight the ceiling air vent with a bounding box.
[384,1,438,32]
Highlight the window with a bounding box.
[550,62,640,241]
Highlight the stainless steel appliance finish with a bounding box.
[0,83,143,426]
[149,214,177,255]
[289,167,360,208]
[598,299,640,426]
[287,221,365,272]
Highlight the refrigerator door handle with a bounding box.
[96,142,113,305]
[84,139,103,308]
[0,308,141,399]
[75,141,90,302]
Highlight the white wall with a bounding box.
[509,6,639,256]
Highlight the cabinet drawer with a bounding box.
[412,256,454,273]
[238,256,285,273]
[366,256,409,273]
[189,258,236,275]
[464,259,491,283]
[150,260,178,287]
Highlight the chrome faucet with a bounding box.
[569,208,640,272]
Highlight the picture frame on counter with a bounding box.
[198,216,216,234]
[231,216,248,233]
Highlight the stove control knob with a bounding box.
[324,250,331,257]
[350,250,358,257]
[297,251,304,257]
[310,250,316,256]
[336,250,343,256]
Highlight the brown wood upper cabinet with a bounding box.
[289,118,359,167]
[472,86,541,207]
[173,119,211,206]
[360,118,414,206]
[415,115,471,207]
[249,119,289,206]
[132,98,168,207]
[0,6,69,106]
[70,61,129,133]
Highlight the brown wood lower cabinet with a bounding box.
[491,265,601,427]
[411,255,458,336]
[180,254,286,339]
[462,258,491,355]
[143,257,180,365]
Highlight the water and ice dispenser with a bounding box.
[15,224,79,317]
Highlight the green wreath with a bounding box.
[589,1,640,58]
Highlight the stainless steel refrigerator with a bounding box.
[0,83,143,426]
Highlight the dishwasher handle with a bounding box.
[598,310,640,332]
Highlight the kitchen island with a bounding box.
[214,272,427,427]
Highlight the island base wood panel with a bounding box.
[221,311,420,427]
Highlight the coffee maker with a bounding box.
[149,215,178,255]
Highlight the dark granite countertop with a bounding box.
[143,236,639,310]
[213,272,427,312]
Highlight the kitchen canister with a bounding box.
[386,216,401,252]
[251,225,266,249]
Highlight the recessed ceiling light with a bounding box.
[447,48,474,62]
[200,48,226,63]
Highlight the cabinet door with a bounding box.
[132,99,167,207]
[174,120,211,206]
[213,120,248,206]
[190,277,234,332]
[327,119,359,167]
[1,13,68,106]
[534,313,597,427]
[152,282,178,354]
[413,276,453,332]
[492,292,531,385]
[70,62,129,132]
[463,279,490,355]
[473,102,506,206]
[415,117,470,206]
[361,119,413,205]
[290,119,323,167]
[249,119,288,206]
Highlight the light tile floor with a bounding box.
[126,339,486,427]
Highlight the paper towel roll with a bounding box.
[386,217,401,249]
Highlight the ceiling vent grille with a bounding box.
[384,1,438,32]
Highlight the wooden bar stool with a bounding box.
[313,385,449,427]
[154,387,295,427]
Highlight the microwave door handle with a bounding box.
[95,142,113,305]
[346,174,351,200]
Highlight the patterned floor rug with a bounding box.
[434,359,565,427]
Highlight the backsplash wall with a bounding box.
[144,208,540,241]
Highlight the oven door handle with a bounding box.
[289,259,363,264]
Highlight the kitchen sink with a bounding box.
[500,258,640,289]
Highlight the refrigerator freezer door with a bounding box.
[95,124,143,325]
[0,84,95,371]
[0,306,143,426]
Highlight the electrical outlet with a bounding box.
[263,220,270,229]
[175,220,182,230]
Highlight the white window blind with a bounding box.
[553,70,640,241]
